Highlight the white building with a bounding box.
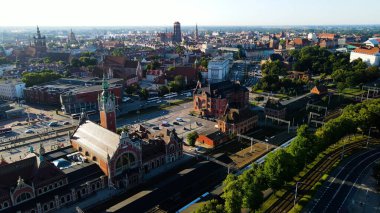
[0,80,26,100]
[363,38,380,47]
[208,57,229,83]
[350,47,380,67]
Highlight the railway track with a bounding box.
[0,126,75,148]
[265,139,379,213]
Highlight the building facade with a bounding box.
[0,80,25,100]
[193,81,249,118]
[207,57,229,83]
[350,47,380,66]
[217,107,258,135]
[173,22,182,43]
[264,99,286,119]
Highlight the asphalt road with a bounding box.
[309,147,380,213]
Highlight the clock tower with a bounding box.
[98,75,117,132]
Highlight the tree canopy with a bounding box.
[22,70,62,87]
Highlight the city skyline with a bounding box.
[1,0,379,27]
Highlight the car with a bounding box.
[25,129,34,134]
[122,97,131,103]
[61,121,70,125]
[152,126,160,130]
[161,121,169,127]
[173,122,180,125]
[48,122,58,127]
[176,117,183,122]
[56,138,65,142]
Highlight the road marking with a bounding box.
[337,159,378,212]
[323,152,380,212]
[310,148,375,212]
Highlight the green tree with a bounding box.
[186,131,198,146]
[174,75,186,90]
[263,149,296,190]
[262,60,287,76]
[158,85,169,96]
[222,174,242,213]
[22,70,63,87]
[140,88,149,100]
[195,199,224,213]
[111,48,124,57]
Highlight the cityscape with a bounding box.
[0,1,380,213]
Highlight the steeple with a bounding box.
[36,25,41,39]
[195,23,199,41]
[99,74,116,132]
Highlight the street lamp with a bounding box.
[366,127,376,148]
[294,182,304,207]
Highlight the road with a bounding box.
[309,147,380,213]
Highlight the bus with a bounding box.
[147,97,160,103]
[0,128,12,135]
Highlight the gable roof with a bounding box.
[353,47,380,55]
[71,120,120,162]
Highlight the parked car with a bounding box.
[152,126,160,130]
[173,122,180,125]
[25,129,34,134]
[61,121,70,125]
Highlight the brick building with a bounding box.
[102,56,143,82]
[193,81,249,118]
[264,99,287,119]
[217,107,258,135]
[196,130,228,148]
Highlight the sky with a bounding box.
[0,0,379,26]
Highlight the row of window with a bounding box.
[37,179,65,195]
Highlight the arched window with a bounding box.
[92,156,97,162]
[49,201,54,209]
[78,147,83,152]
[66,195,71,202]
[48,185,53,190]
[85,151,90,156]
[30,210,36,213]
[59,180,63,186]
[3,201,8,208]
[16,192,32,203]
[96,182,101,188]
[43,204,48,211]
[54,183,58,188]
[38,189,42,194]
[60,197,65,204]
[115,152,136,173]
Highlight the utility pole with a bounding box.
[366,127,376,148]
[294,182,304,207]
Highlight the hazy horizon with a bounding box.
[1,0,379,27]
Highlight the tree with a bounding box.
[174,75,186,90]
[111,48,124,57]
[261,60,287,76]
[200,57,209,68]
[194,199,224,213]
[140,88,149,100]
[22,70,63,87]
[263,149,296,190]
[222,174,242,213]
[186,131,198,146]
[167,66,175,71]
[158,85,169,96]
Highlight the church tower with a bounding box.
[33,26,47,56]
[98,75,117,132]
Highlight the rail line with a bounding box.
[265,139,379,213]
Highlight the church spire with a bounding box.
[36,25,41,39]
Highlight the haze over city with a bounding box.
[0,1,380,213]
[1,0,380,26]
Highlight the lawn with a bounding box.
[342,88,365,96]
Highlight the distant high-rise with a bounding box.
[195,24,199,41]
[173,21,182,43]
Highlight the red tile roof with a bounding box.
[353,47,380,55]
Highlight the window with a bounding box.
[30,210,36,213]
[44,187,47,192]
[60,197,65,204]
[3,201,8,208]
[59,180,63,186]
[16,192,32,203]
[54,183,58,188]
[96,182,101,188]
[43,204,48,211]
[38,189,42,194]
[49,201,54,209]
[78,147,83,152]
[92,156,97,162]
[66,195,71,202]
[92,184,96,191]
[49,185,53,190]
[81,188,86,195]
[85,151,90,156]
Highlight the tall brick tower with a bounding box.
[98,75,116,132]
